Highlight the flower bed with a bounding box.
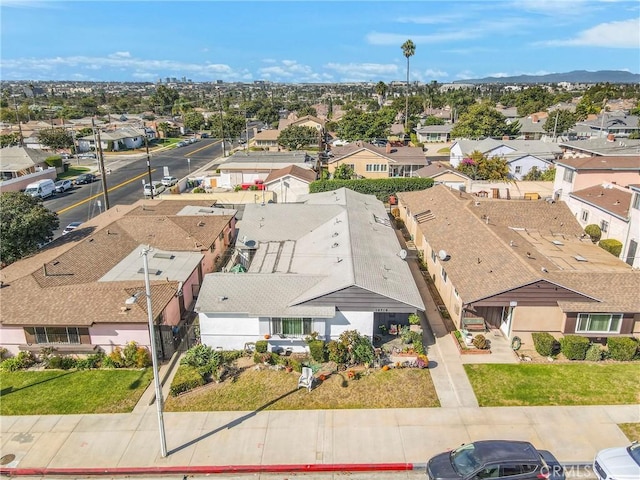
[451,332,491,355]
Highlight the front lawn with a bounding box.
[57,166,90,179]
[465,363,640,406]
[165,367,439,412]
[0,369,152,415]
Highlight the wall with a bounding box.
[511,306,565,335]
[565,195,629,249]
[328,150,389,179]
[199,313,262,350]
[267,177,310,203]
[0,167,57,193]
[327,310,373,340]
[0,326,28,355]
[90,323,150,352]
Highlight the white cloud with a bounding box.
[423,68,448,79]
[366,30,479,46]
[395,13,462,24]
[108,52,131,59]
[325,62,398,76]
[544,18,640,47]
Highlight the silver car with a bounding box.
[594,442,640,480]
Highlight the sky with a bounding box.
[1,0,639,84]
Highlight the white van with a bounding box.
[24,179,56,199]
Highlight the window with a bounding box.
[600,220,609,233]
[581,210,589,222]
[441,267,447,283]
[576,313,622,333]
[365,164,388,172]
[271,317,312,337]
[34,327,80,344]
[431,249,437,262]
[515,166,521,174]
[563,168,574,183]
[632,193,640,210]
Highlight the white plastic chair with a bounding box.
[297,367,314,392]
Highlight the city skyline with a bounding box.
[1,0,639,84]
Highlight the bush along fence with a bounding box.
[532,333,640,361]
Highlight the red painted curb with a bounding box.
[0,462,415,476]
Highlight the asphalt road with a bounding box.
[44,139,224,237]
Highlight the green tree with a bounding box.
[451,103,520,139]
[210,112,246,141]
[277,125,319,150]
[0,192,59,266]
[256,105,279,127]
[543,110,577,137]
[522,166,556,181]
[514,86,554,117]
[150,86,179,115]
[0,132,21,148]
[37,128,74,149]
[422,116,445,126]
[157,122,170,139]
[337,109,391,142]
[333,164,356,180]
[456,151,510,180]
[76,127,94,138]
[183,111,205,132]
[401,39,416,133]
[375,81,387,106]
[297,105,317,117]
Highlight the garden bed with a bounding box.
[452,331,491,355]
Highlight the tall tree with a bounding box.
[451,103,520,139]
[543,110,577,137]
[456,151,510,180]
[375,81,387,106]
[0,192,59,267]
[401,39,416,133]
[277,125,319,150]
[37,127,74,149]
[183,111,205,132]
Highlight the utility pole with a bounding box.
[552,111,560,142]
[92,117,110,211]
[13,99,24,147]
[143,124,154,199]
[216,87,225,157]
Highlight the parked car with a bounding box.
[332,139,350,146]
[371,139,388,147]
[62,222,82,235]
[426,440,565,480]
[55,179,72,193]
[594,442,640,480]
[161,176,178,187]
[176,141,187,147]
[77,152,97,159]
[75,173,97,185]
[144,182,166,197]
[24,179,56,199]
[200,133,209,138]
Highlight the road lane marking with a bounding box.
[184,140,220,156]
[56,169,156,214]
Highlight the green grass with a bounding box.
[0,369,153,415]
[57,166,90,179]
[465,363,640,406]
[165,367,439,412]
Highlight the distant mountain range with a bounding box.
[454,70,640,84]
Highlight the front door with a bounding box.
[500,306,514,337]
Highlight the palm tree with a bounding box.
[375,81,387,107]
[401,39,416,133]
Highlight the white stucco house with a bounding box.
[194,188,425,352]
[262,164,317,203]
[450,138,561,180]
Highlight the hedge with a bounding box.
[309,177,434,202]
[532,332,560,357]
[308,340,326,363]
[607,337,639,361]
[169,365,205,396]
[598,239,623,258]
[560,335,590,360]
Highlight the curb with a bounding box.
[0,462,416,476]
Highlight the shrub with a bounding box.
[0,347,7,361]
[584,224,601,243]
[76,352,104,370]
[532,332,560,357]
[107,347,124,368]
[607,337,639,361]
[560,335,590,360]
[326,340,347,364]
[308,340,326,363]
[287,357,302,373]
[192,187,205,193]
[123,341,144,367]
[169,365,205,396]
[181,344,217,368]
[133,347,152,368]
[585,343,603,362]
[46,355,77,370]
[400,326,412,344]
[255,340,268,354]
[391,207,400,218]
[408,314,420,325]
[598,239,623,258]
[472,334,488,350]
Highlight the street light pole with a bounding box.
[141,246,168,458]
[216,87,225,157]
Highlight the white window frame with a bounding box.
[515,166,522,174]
[632,193,640,210]
[34,326,81,344]
[576,313,622,334]
[563,169,574,183]
[581,210,589,222]
[441,267,447,283]
[271,317,312,338]
[600,220,609,233]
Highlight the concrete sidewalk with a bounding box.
[1,405,638,474]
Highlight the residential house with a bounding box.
[0,200,236,359]
[216,151,316,189]
[565,183,639,269]
[413,161,471,191]
[0,146,54,180]
[559,137,640,158]
[396,185,640,346]
[515,113,548,140]
[194,188,424,352]
[327,142,427,179]
[415,124,453,143]
[450,138,562,180]
[77,126,153,152]
[573,113,639,139]
[252,129,280,151]
[552,156,640,203]
[262,164,318,203]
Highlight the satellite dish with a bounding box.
[244,239,256,248]
[399,249,407,260]
[438,250,450,261]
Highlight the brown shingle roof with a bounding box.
[264,164,317,184]
[556,156,640,171]
[569,184,632,219]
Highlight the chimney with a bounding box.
[607,133,615,142]
[531,115,538,123]
[386,142,392,154]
